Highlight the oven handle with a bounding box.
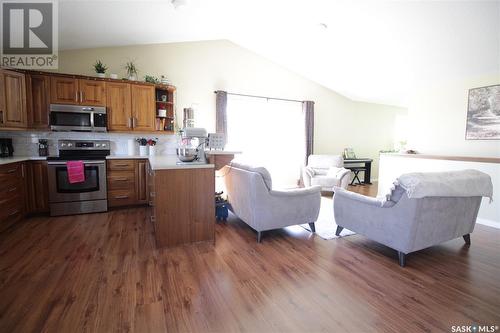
[48,160,106,166]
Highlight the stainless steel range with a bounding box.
[47,139,110,216]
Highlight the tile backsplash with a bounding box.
[0,131,178,157]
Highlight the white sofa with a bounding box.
[222,162,321,242]
[302,155,351,192]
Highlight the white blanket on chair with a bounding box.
[395,169,493,201]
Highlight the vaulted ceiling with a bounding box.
[59,0,500,107]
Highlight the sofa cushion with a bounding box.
[230,161,273,190]
[308,155,343,169]
[311,175,340,188]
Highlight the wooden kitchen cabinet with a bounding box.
[26,74,51,129]
[0,162,26,232]
[79,79,106,106]
[50,76,79,104]
[0,69,27,128]
[131,85,155,131]
[106,82,132,131]
[51,76,106,106]
[107,159,149,207]
[25,161,49,214]
[153,168,215,248]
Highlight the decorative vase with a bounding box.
[96,73,106,78]
[110,73,118,79]
[139,145,148,156]
[149,145,156,156]
[128,74,137,81]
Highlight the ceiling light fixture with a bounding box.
[319,23,328,29]
[171,0,188,9]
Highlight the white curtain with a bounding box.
[226,94,305,188]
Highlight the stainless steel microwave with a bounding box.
[50,104,107,132]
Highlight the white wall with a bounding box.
[379,154,500,228]
[56,40,406,179]
[407,75,500,157]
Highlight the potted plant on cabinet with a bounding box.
[147,138,158,156]
[93,60,107,78]
[125,61,138,81]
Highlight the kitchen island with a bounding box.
[147,156,215,248]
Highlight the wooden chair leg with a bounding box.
[257,231,262,243]
[335,226,344,236]
[463,234,471,245]
[398,252,406,267]
[308,223,316,233]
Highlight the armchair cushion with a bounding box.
[231,161,273,190]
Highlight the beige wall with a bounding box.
[407,75,500,157]
[57,40,406,179]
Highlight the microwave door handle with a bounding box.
[48,161,105,166]
[90,111,95,129]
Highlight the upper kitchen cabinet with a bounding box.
[50,76,106,106]
[27,74,51,129]
[106,82,132,131]
[50,76,79,104]
[0,69,27,129]
[79,79,106,106]
[131,84,155,131]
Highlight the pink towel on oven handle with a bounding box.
[66,160,85,184]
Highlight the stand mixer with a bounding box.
[176,127,208,164]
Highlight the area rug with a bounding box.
[301,196,356,240]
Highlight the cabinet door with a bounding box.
[106,82,132,131]
[79,79,106,106]
[50,76,79,104]
[25,161,49,214]
[0,70,27,128]
[131,84,155,131]
[136,159,148,204]
[27,74,50,129]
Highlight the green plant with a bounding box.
[136,137,147,146]
[125,61,138,78]
[144,75,159,84]
[93,60,107,74]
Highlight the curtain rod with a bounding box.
[214,90,305,103]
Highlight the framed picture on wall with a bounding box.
[466,84,500,140]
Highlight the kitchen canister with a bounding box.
[149,145,156,156]
[139,145,148,156]
[127,139,136,156]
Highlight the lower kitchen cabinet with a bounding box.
[0,162,26,232]
[107,159,149,207]
[152,167,215,248]
[25,161,49,214]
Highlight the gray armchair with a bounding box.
[333,170,493,267]
[302,154,351,192]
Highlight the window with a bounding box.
[226,94,305,188]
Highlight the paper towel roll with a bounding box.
[127,139,136,156]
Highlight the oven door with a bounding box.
[48,160,107,203]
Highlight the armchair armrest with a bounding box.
[270,185,321,198]
[333,187,384,207]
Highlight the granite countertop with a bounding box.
[205,150,242,155]
[1,155,215,170]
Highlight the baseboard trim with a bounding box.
[477,218,500,229]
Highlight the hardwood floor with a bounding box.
[1,184,499,332]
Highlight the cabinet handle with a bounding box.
[80,91,84,102]
[114,195,129,199]
[7,186,17,192]
[114,178,129,181]
[127,117,132,128]
[0,111,3,124]
[150,215,155,223]
[132,117,137,128]
[114,163,130,167]
[4,168,17,174]
[0,198,8,205]
[75,91,79,102]
[8,209,19,217]
[150,192,155,197]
